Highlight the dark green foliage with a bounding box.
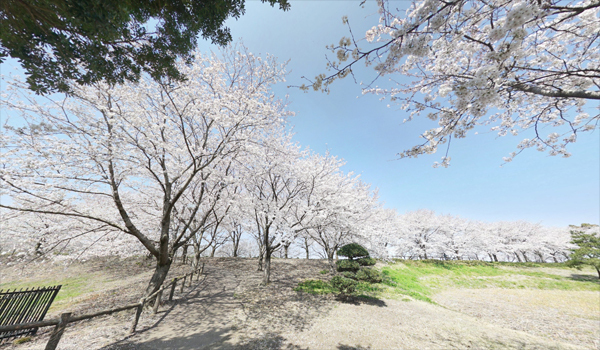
[341,271,357,280]
[293,279,335,294]
[330,276,358,295]
[566,229,600,279]
[336,259,360,272]
[337,243,370,260]
[0,0,290,93]
[357,257,376,266]
[356,268,383,283]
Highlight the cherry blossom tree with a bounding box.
[311,0,599,165]
[396,209,447,259]
[305,164,378,271]
[242,134,310,284]
[1,44,289,297]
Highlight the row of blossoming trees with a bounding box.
[0,44,384,294]
[0,44,587,298]
[382,209,578,263]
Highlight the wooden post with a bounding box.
[169,278,177,301]
[180,276,186,293]
[129,299,144,334]
[45,312,71,350]
[152,290,162,314]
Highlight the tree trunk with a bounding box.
[192,245,202,269]
[210,244,217,257]
[535,251,544,263]
[263,249,272,285]
[257,248,264,271]
[284,244,289,259]
[181,244,188,264]
[595,266,600,279]
[232,239,239,258]
[327,251,336,273]
[304,238,310,259]
[515,252,522,262]
[144,259,172,302]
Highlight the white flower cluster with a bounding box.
[354,0,599,164]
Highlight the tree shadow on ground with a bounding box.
[232,333,309,350]
[335,294,387,307]
[101,331,309,350]
[568,273,600,283]
[337,344,372,350]
[98,258,335,350]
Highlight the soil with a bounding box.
[1,257,598,350]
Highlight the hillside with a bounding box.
[1,257,598,349]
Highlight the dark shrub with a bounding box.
[331,276,358,295]
[336,259,360,272]
[341,271,357,280]
[356,268,383,283]
[357,257,376,266]
[337,243,370,260]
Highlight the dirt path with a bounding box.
[2,258,597,350]
[433,288,600,349]
[101,258,336,350]
[103,259,593,350]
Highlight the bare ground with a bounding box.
[1,257,598,350]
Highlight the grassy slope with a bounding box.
[0,256,156,313]
[295,260,600,303]
[379,260,599,302]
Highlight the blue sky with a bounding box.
[2,0,598,227]
[196,0,600,227]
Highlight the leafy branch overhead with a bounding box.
[0,0,290,94]
[305,0,600,166]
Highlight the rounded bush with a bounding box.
[356,268,383,283]
[331,276,358,295]
[336,259,360,272]
[357,257,376,266]
[337,243,370,260]
[341,271,357,280]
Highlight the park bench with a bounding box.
[0,285,61,343]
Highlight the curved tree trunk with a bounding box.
[144,258,172,303]
[515,252,522,262]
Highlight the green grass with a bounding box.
[13,336,32,345]
[380,260,599,302]
[295,260,599,303]
[294,279,336,294]
[0,275,102,310]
